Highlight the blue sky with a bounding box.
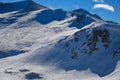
[1,0,120,23]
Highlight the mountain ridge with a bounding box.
[0,0,47,13]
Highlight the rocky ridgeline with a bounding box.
[86,28,111,55]
[65,28,112,59]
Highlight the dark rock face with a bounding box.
[113,48,120,57]
[25,72,42,79]
[66,28,111,58]
[76,14,86,24]
[86,28,111,55]
[69,12,100,29]
[19,69,30,72]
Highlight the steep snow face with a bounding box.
[24,21,120,77]
[0,0,46,13]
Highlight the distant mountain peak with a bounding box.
[73,8,90,15]
[0,0,47,13]
[72,8,102,20]
[22,0,47,12]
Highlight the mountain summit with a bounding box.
[22,0,47,12]
[0,0,46,13]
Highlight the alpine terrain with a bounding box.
[0,0,120,80]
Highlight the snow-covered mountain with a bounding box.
[0,0,120,80]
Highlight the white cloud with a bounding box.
[73,4,79,9]
[93,0,104,2]
[93,4,114,12]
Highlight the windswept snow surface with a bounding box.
[0,0,120,80]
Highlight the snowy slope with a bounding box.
[0,0,120,80]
